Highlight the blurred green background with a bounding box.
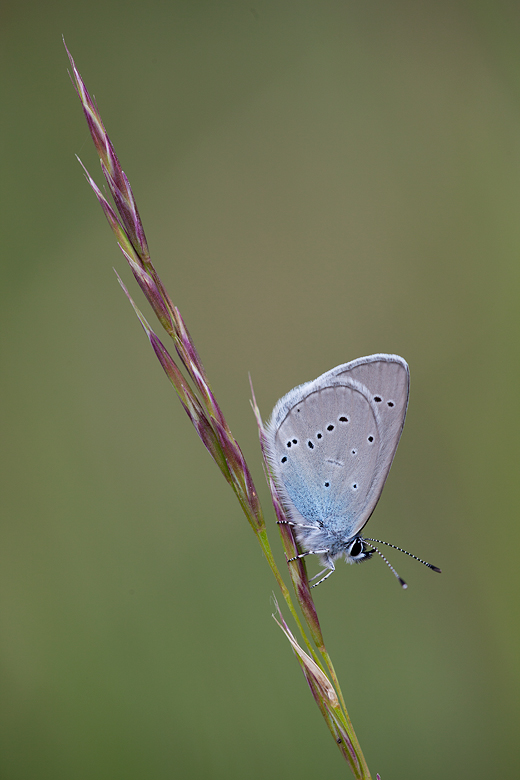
[2,1,520,778]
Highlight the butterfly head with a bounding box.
[343,536,373,565]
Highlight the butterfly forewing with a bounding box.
[266,354,409,539]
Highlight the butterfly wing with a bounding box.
[266,354,409,539]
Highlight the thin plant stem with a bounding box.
[65,39,372,779]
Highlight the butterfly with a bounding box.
[265,354,440,587]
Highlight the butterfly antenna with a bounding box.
[366,542,408,588]
[365,538,441,573]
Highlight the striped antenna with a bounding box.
[365,537,441,574]
[365,542,408,588]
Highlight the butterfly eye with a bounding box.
[348,538,363,558]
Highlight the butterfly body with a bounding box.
[265,354,409,581]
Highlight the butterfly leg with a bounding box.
[310,562,336,588]
[286,546,335,587]
[307,553,335,587]
[277,520,321,530]
[287,549,330,563]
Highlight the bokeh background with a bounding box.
[2,2,520,778]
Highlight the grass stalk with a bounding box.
[65,39,372,779]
